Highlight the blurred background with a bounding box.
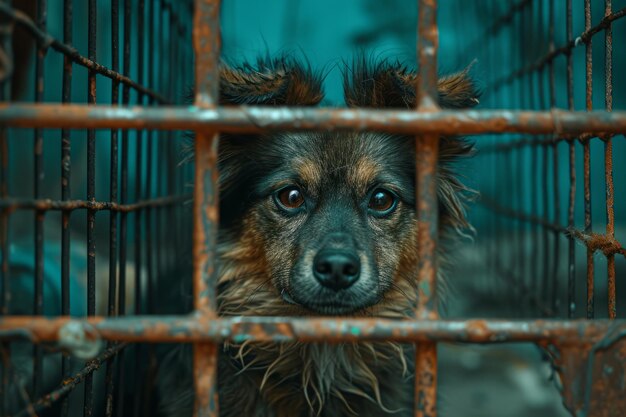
[2,0,626,416]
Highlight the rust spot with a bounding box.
[568,229,626,258]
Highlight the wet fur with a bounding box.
[158,55,480,417]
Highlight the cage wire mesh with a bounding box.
[0,0,625,417]
[0,0,195,415]
[444,0,626,322]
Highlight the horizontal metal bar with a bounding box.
[1,316,625,345]
[0,194,191,213]
[1,105,626,134]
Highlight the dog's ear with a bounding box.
[343,57,478,235]
[220,56,324,106]
[216,56,323,227]
[343,57,480,109]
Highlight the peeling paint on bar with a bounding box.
[415,1,440,415]
[1,316,625,345]
[1,105,626,135]
[192,0,221,416]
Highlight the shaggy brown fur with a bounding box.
[157,55,480,417]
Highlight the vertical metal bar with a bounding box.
[506,149,516,311]
[104,1,121,416]
[541,142,550,315]
[142,3,157,413]
[155,0,165,301]
[109,0,120,319]
[512,2,520,317]
[548,0,560,317]
[531,142,539,313]
[193,0,221,415]
[551,150,560,314]
[84,0,97,415]
[116,0,132,414]
[539,1,551,316]
[487,1,496,298]
[146,0,155,317]
[167,2,177,274]
[516,145,525,314]
[174,10,184,274]
[135,0,145,319]
[32,0,47,399]
[0,3,10,411]
[415,1,438,416]
[536,2,550,315]
[60,0,73,415]
[566,0,576,319]
[133,1,145,416]
[155,0,163,311]
[516,5,537,315]
[603,0,615,319]
[583,0,594,319]
[521,3,539,315]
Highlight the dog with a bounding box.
[156,55,480,417]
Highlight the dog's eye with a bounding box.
[276,186,305,210]
[368,189,397,214]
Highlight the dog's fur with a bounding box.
[157,55,479,417]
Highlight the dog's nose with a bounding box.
[313,250,360,291]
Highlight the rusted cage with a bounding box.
[0,0,625,417]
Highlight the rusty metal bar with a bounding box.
[2,105,626,135]
[515,148,525,314]
[1,316,625,344]
[167,1,180,276]
[491,6,626,91]
[548,0,560,317]
[146,0,155,318]
[32,0,46,399]
[603,0,616,320]
[115,1,133,414]
[415,0,439,416]
[132,2,146,416]
[193,0,221,416]
[0,2,168,104]
[85,0,97,414]
[142,3,159,412]
[535,1,552,317]
[584,0,594,320]
[60,0,72,414]
[535,141,544,316]
[415,0,439,320]
[566,0,577,319]
[531,143,541,312]
[103,1,121,415]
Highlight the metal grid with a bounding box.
[471,0,626,323]
[0,1,624,417]
[0,0,194,415]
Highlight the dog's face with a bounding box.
[229,132,417,314]
[217,57,479,316]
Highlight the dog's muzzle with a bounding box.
[313,250,361,291]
